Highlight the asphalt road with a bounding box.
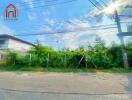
[0,72,132,100]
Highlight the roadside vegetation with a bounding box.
[0,36,132,73]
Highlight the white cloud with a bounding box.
[85,0,131,19]
[60,19,92,49]
[0,23,14,35]
[42,10,50,17]
[27,12,37,20]
[23,0,34,9]
[42,6,55,18]
[21,0,38,20]
[45,18,55,26]
[61,15,122,49]
[32,13,121,50]
[36,17,119,49]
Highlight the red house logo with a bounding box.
[5,4,18,20]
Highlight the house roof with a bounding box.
[0,34,35,46]
[6,4,16,9]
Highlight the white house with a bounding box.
[0,34,34,53]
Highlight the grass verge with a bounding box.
[0,65,132,73]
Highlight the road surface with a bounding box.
[0,72,132,100]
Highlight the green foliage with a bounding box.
[7,52,18,65]
[126,42,132,67]
[107,45,123,67]
[6,37,132,69]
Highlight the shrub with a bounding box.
[6,39,132,69]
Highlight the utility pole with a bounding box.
[114,9,129,68]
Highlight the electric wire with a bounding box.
[16,0,77,9]
[14,26,117,36]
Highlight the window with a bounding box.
[0,40,6,49]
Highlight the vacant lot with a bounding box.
[0,72,132,100]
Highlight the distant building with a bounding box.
[0,34,34,53]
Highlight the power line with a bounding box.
[16,0,61,5]
[12,20,131,32]
[19,23,117,31]
[17,0,77,9]
[14,21,132,34]
[87,0,101,10]
[14,23,118,35]
[119,15,132,17]
[87,0,107,10]
[93,0,104,8]
[14,26,117,36]
[16,0,62,7]
[28,30,117,43]
[14,19,117,31]
[99,0,108,7]
[14,21,132,36]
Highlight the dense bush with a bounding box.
[126,42,132,67]
[6,39,132,69]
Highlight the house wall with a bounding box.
[8,38,33,53]
[0,38,8,49]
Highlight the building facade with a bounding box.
[0,34,34,53]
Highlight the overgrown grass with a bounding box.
[0,65,132,73]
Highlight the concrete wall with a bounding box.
[8,38,33,53]
[0,38,8,49]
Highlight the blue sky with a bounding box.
[0,0,131,49]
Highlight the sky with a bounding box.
[0,0,131,50]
